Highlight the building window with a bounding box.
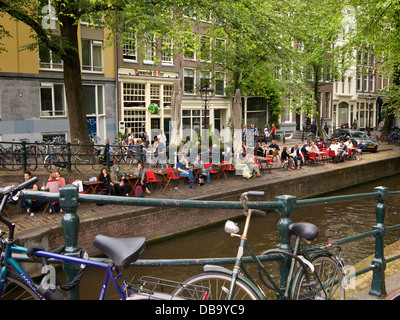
[83,85,104,116]
[370,74,375,92]
[123,110,146,136]
[182,109,202,136]
[39,44,62,70]
[163,85,173,108]
[215,73,225,95]
[200,36,211,61]
[123,83,145,105]
[82,39,103,72]
[144,35,155,64]
[325,92,331,118]
[40,83,66,117]
[183,34,196,60]
[161,37,173,65]
[200,71,210,88]
[123,28,137,62]
[184,68,195,94]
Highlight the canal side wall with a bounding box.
[13,156,400,257]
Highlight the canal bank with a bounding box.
[3,142,399,257]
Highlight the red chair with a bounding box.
[165,168,180,188]
[328,149,337,163]
[308,152,318,164]
[204,163,219,179]
[146,170,161,191]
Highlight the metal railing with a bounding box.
[0,140,144,172]
[7,184,400,300]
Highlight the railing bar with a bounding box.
[334,229,379,245]
[297,192,378,207]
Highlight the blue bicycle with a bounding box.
[0,178,208,300]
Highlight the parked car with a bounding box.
[332,129,378,152]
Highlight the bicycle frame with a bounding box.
[225,210,312,300]
[0,243,129,300]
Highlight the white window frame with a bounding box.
[183,68,196,94]
[122,28,137,62]
[161,37,173,66]
[40,82,67,118]
[81,39,103,73]
[144,35,156,65]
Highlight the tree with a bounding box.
[288,0,350,138]
[0,0,211,149]
[347,0,400,139]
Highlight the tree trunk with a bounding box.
[59,15,91,152]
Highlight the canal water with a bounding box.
[75,173,400,299]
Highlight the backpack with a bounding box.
[198,177,204,186]
[134,185,143,197]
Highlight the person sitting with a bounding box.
[307,141,319,153]
[328,140,340,163]
[193,154,212,184]
[19,171,44,217]
[45,172,62,213]
[112,159,132,196]
[337,140,348,162]
[134,162,151,194]
[232,153,255,179]
[301,143,309,162]
[290,144,304,169]
[98,167,122,195]
[268,140,280,158]
[255,142,265,157]
[176,154,194,188]
[281,146,295,170]
[55,171,66,186]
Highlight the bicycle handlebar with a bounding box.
[247,191,265,197]
[1,177,38,240]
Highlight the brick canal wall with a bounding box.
[13,155,400,257]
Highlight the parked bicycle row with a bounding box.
[0,138,144,173]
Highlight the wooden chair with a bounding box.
[328,149,338,163]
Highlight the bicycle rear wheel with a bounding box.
[2,152,23,171]
[74,154,94,173]
[292,254,345,300]
[44,154,65,173]
[0,271,42,300]
[175,272,262,300]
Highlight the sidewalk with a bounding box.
[2,136,399,237]
[2,137,400,300]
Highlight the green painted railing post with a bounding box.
[59,184,81,300]
[369,186,389,297]
[275,195,297,292]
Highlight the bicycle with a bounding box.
[385,288,400,300]
[0,178,209,300]
[176,191,346,300]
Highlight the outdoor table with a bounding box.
[154,170,173,192]
[124,175,139,196]
[257,156,273,173]
[187,166,202,182]
[82,180,102,194]
[212,163,229,180]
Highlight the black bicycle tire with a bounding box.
[2,152,23,171]
[44,154,65,173]
[74,154,94,173]
[0,271,42,300]
[292,254,345,300]
[174,272,262,300]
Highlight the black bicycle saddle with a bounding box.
[288,222,319,241]
[93,234,146,269]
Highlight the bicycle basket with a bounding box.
[126,276,209,300]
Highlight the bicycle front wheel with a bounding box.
[292,255,345,300]
[175,272,262,300]
[385,288,400,300]
[0,271,42,300]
